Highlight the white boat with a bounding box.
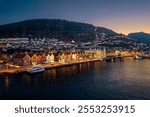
[99,58,103,61]
[134,55,143,60]
[28,65,45,73]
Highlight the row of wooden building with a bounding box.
[11,50,106,66]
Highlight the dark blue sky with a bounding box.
[0,0,150,34]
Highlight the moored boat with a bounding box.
[28,65,45,73]
[99,58,103,61]
[134,55,143,60]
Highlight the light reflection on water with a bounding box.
[0,58,150,100]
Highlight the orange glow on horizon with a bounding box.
[94,14,150,35]
[96,22,150,35]
[115,29,150,35]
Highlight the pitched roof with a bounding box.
[13,54,28,59]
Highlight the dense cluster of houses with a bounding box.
[0,48,143,66]
[11,49,106,66]
[0,35,149,53]
[12,52,54,66]
[107,50,141,57]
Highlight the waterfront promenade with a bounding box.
[0,59,99,74]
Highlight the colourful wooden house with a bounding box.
[45,53,55,63]
[29,53,38,65]
[39,53,47,64]
[12,54,31,66]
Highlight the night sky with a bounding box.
[0,0,150,34]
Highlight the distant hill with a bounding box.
[0,19,118,41]
[128,32,150,45]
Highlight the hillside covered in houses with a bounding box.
[0,19,150,65]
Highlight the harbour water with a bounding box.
[0,58,150,100]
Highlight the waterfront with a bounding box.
[0,58,150,100]
[0,59,99,74]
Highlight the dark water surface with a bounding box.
[0,58,150,100]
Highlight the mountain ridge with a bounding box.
[0,19,118,41]
[128,32,150,45]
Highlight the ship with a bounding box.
[134,55,143,60]
[28,65,45,73]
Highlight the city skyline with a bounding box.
[0,0,150,35]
